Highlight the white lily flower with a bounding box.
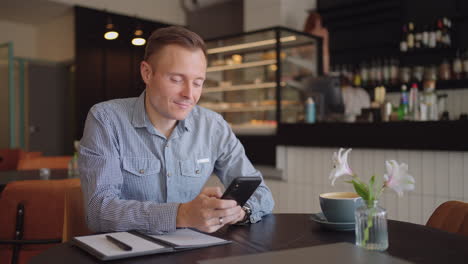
[384,160,415,197]
[329,148,353,185]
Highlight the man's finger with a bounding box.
[201,187,223,198]
[204,197,237,209]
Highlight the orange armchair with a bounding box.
[0,149,42,171]
[426,200,468,236]
[17,156,72,170]
[0,178,80,264]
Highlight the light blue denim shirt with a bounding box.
[79,91,274,234]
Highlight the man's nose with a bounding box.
[181,82,193,98]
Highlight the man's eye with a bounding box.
[194,81,203,87]
[171,77,182,83]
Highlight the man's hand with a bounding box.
[176,187,244,233]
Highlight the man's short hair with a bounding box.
[144,26,207,61]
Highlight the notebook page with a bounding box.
[149,229,227,247]
[74,232,166,257]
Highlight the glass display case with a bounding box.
[200,27,322,135]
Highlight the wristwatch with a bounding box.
[239,205,252,224]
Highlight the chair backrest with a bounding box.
[426,200,468,236]
[17,156,72,170]
[0,149,22,171]
[62,184,92,242]
[0,149,43,171]
[0,178,80,264]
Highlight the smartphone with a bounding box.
[221,176,262,206]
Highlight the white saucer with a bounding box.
[310,212,355,231]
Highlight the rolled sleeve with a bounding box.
[213,117,275,222]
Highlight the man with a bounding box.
[78,26,274,234]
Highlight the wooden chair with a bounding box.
[0,178,80,264]
[17,156,72,170]
[426,200,468,236]
[62,184,92,242]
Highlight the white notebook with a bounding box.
[72,229,231,261]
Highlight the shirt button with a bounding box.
[139,169,145,174]
[167,172,171,177]
[165,144,169,148]
[195,170,200,174]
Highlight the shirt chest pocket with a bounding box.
[180,158,210,177]
[122,157,161,177]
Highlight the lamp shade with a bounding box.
[131,29,146,46]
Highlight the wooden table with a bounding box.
[29,214,468,264]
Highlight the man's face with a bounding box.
[141,44,206,124]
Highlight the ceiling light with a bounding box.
[131,29,146,46]
[104,17,119,40]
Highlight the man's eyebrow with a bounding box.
[168,72,205,80]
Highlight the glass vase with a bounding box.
[355,200,388,251]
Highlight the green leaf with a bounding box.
[368,175,375,202]
[352,180,369,201]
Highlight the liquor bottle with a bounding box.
[376,58,383,85]
[428,22,437,48]
[383,58,391,85]
[360,61,369,87]
[353,68,362,88]
[415,24,422,49]
[439,58,451,80]
[462,49,468,79]
[442,17,452,48]
[409,83,420,121]
[400,25,408,52]
[407,22,415,51]
[436,18,443,48]
[398,84,409,120]
[453,50,463,80]
[369,59,376,86]
[390,58,399,85]
[422,25,429,48]
[305,97,316,124]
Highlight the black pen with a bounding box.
[106,235,133,251]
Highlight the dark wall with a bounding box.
[186,0,244,39]
[74,6,170,138]
[317,0,468,66]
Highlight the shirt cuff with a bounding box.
[147,202,180,234]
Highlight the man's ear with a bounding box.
[140,61,153,84]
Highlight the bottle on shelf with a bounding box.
[428,22,437,48]
[436,18,443,48]
[305,97,316,124]
[400,24,408,52]
[408,83,419,121]
[463,49,468,79]
[415,24,422,49]
[398,84,409,120]
[382,58,390,85]
[353,67,362,88]
[439,58,451,80]
[390,58,399,85]
[407,22,415,51]
[360,61,369,87]
[422,25,429,48]
[442,17,452,48]
[453,50,463,80]
[421,79,438,121]
[375,58,383,85]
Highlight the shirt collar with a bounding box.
[131,91,147,128]
[131,90,194,132]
